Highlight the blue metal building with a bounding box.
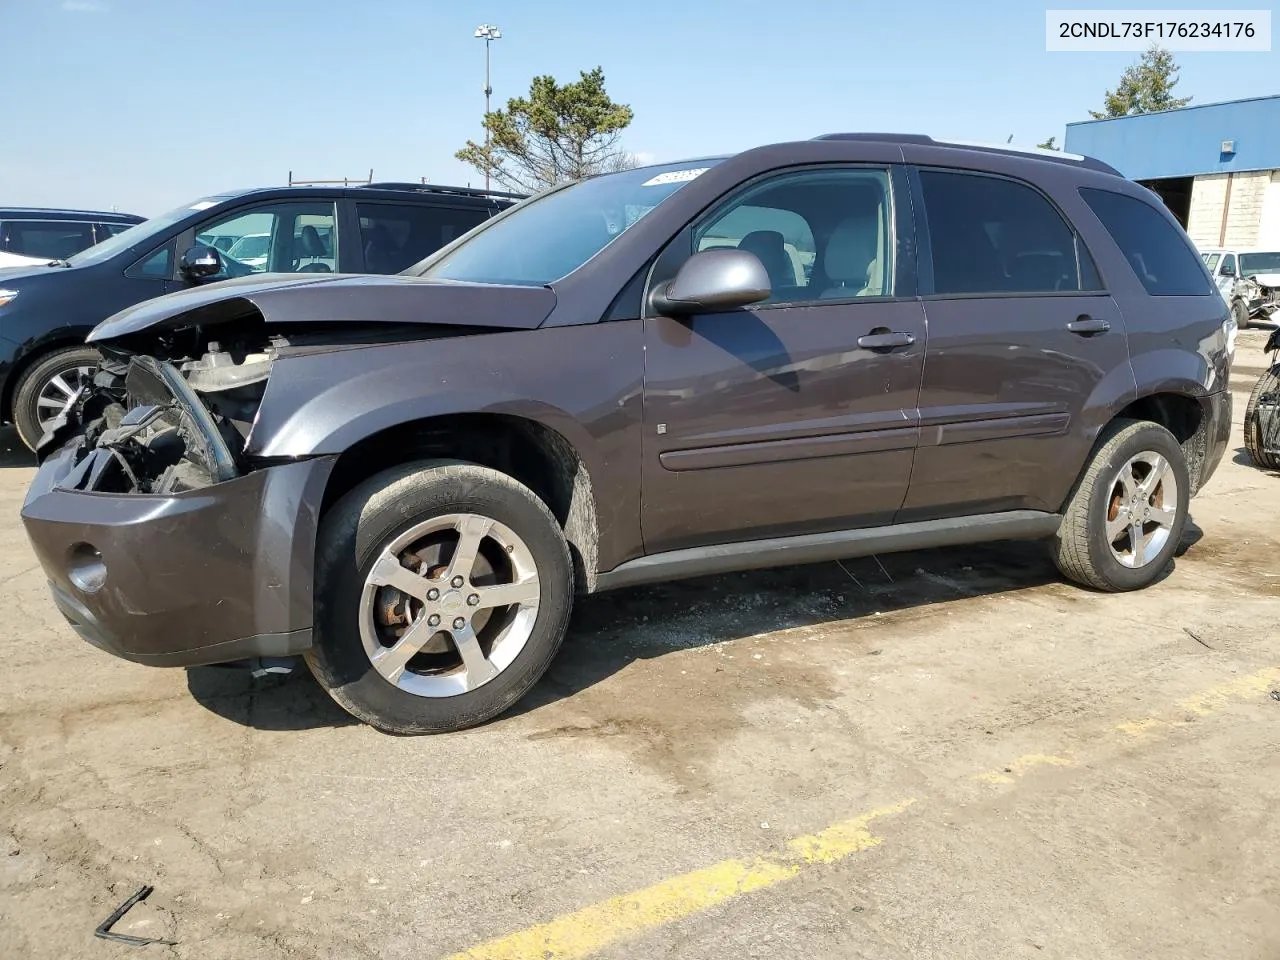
[1065,95,1280,250]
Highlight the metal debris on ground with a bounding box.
[1270,690,1280,702]
[94,885,176,947]
[1182,627,1213,649]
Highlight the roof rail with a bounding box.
[812,133,1122,176]
[364,182,527,201]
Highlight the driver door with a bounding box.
[179,201,341,282]
[640,166,925,555]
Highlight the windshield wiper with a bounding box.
[44,259,71,268]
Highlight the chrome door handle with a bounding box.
[1067,315,1111,336]
[857,331,915,350]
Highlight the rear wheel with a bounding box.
[1051,419,1190,592]
[1244,364,1280,469]
[12,346,99,451]
[305,460,573,734]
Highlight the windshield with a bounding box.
[417,159,722,285]
[66,197,224,267]
[1240,252,1280,276]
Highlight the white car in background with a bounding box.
[1200,247,1280,329]
[225,232,270,270]
[0,250,50,269]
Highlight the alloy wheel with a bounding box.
[1104,451,1180,568]
[358,513,541,697]
[35,364,94,435]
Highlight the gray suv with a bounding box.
[21,134,1234,734]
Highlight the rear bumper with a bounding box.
[21,442,335,667]
[1196,389,1232,495]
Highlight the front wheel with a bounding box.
[1051,419,1190,592]
[11,345,99,451]
[305,460,574,734]
[1232,298,1251,331]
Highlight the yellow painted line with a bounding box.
[1115,717,1168,738]
[1117,666,1280,736]
[974,753,1074,785]
[451,666,1279,960]
[444,799,917,960]
[1178,667,1280,716]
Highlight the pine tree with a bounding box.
[1089,44,1192,119]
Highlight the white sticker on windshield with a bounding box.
[189,200,217,210]
[642,168,708,187]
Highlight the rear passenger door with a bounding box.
[899,167,1133,522]
[356,203,491,274]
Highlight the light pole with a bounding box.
[474,23,501,192]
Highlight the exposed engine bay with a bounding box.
[1232,274,1280,322]
[43,315,479,495]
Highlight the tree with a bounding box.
[1037,136,1059,151]
[456,67,635,193]
[1089,44,1192,119]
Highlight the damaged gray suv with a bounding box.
[21,135,1234,734]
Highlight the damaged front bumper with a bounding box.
[20,355,335,667]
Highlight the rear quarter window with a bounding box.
[1079,188,1212,296]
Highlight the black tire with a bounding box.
[1051,419,1190,592]
[305,459,573,734]
[1243,365,1280,470]
[1232,298,1251,331]
[11,345,100,451]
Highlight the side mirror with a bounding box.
[179,244,223,281]
[1221,265,1236,278]
[650,248,771,317]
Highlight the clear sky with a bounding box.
[4,0,1277,216]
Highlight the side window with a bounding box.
[194,202,339,278]
[1220,253,1237,277]
[127,244,173,279]
[356,203,489,274]
[920,170,1092,295]
[1079,188,1213,296]
[1202,252,1221,273]
[692,168,891,304]
[2,219,97,260]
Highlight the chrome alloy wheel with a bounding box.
[358,513,541,697]
[36,364,94,434]
[1105,451,1180,568]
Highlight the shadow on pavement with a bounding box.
[0,427,35,468]
[186,664,358,731]
[185,521,1209,732]
[511,524,1202,720]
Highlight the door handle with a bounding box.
[1066,315,1111,336]
[857,330,915,350]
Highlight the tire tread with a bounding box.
[305,459,573,735]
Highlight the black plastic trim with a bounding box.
[592,510,1063,592]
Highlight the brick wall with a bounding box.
[1187,175,1227,247]
[1186,171,1276,247]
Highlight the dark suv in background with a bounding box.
[0,208,143,265]
[0,183,520,449]
[20,135,1233,735]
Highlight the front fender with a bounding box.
[246,336,602,464]
[244,323,647,573]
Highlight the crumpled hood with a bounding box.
[87,273,557,343]
[1246,272,1280,288]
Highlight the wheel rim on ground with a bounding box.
[35,364,95,435]
[1104,451,1180,568]
[358,513,541,697]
